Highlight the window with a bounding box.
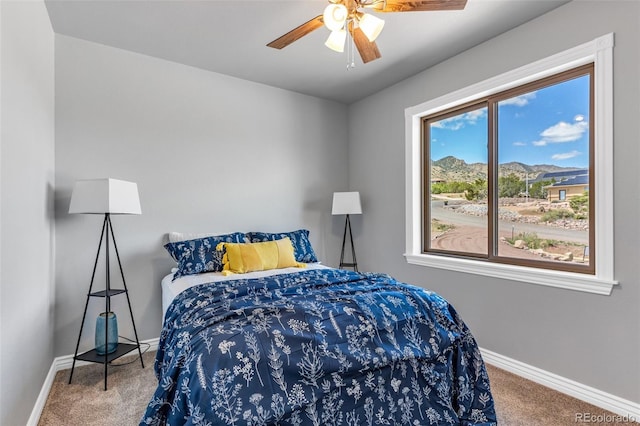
[424,65,593,274]
[405,34,617,295]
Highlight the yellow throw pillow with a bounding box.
[216,237,305,275]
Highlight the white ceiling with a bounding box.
[44,0,568,104]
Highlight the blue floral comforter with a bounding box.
[141,268,496,425]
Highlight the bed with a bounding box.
[141,230,496,425]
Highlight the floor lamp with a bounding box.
[332,191,362,272]
[68,178,144,390]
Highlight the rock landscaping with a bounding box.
[443,199,589,230]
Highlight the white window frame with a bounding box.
[404,33,617,295]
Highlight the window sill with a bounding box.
[404,253,618,295]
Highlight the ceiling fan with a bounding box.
[267,0,468,64]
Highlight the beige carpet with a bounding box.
[38,351,633,425]
[38,351,157,426]
[485,364,636,426]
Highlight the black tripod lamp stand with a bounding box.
[67,178,145,390]
[332,191,362,272]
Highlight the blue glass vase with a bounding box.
[95,312,118,355]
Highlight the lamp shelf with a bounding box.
[75,343,138,364]
[89,289,127,298]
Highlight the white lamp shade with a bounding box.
[323,4,348,32]
[332,191,362,215]
[325,29,347,53]
[69,178,141,215]
[359,13,385,42]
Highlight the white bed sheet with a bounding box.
[161,263,331,319]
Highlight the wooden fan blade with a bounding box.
[349,24,381,64]
[267,15,324,49]
[373,0,467,12]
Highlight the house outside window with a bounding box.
[539,169,589,202]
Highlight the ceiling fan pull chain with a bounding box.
[347,22,355,70]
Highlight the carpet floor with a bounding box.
[37,350,632,425]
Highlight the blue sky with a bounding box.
[430,75,590,168]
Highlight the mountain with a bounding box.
[431,156,485,182]
[431,156,575,182]
[499,161,570,174]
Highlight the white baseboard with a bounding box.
[27,337,159,426]
[481,348,640,421]
[26,358,59,426]
[29,341,639,425]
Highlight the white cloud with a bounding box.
[432,109,487,130]
[552,150,581,160]
[500,92,537,107]
[512,141,527,146]
[540,120,588,143]
[465,109,486,122]
[531,116,589,149]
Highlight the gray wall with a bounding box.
[348,0,639,403]
[0,1,55,425]
[54,35,349,356]
[4,2,635,423]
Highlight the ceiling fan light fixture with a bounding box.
[267,0,468,64]
[325,29,347,52]
[323,4,348,32]
[358,13,385,42]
